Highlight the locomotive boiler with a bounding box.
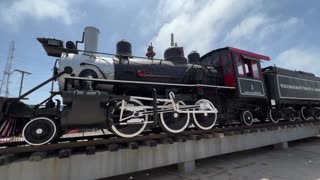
[1,26,320,146]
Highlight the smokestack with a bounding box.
[171,33,174,47]
[84,26,100,56]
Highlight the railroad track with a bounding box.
[0,120,319,165]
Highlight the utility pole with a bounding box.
[0,41,15,97]
[13,69,31,96]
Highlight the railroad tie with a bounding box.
[160,138,174,144]
[58,149,72,159]
[108,144,119,152]
[144,140,157,147]
[86,146,96,155]
[128,142,139,149]
[29,151,47,161]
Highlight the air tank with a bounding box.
[188,51,200,64]
[84,26,100,56]
[116,40,132,58]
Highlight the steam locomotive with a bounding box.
[1,26,320,146]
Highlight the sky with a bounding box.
[0,0,319,104]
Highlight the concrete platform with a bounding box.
[1,123,320,180]
[109,137,320,180]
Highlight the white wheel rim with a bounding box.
[192,99,217,130]
[301,107,309,120]
[22,117,57,146]
[111,99,148,138]
[160,101,190,133]
[242,111,253,126]
[269,109,279,123]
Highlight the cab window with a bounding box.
[237,56,261,79]
[237,57,245,76]
[251,61,260,78]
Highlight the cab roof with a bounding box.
[201,46,270,61]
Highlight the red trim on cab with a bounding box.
[228,47,270,61]
[221,53,236,87]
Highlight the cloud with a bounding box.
[150,0,263,56]
[225,16,302,50]
[95,0,139,9]
[258,17,301,38]
[0,0,79,26]
[144,0,304,59]
[275,47,320,75]
[225,15,268,43]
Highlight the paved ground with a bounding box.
[106,136,320,180]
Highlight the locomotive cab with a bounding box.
[201,47,270,99]
[200,47,270,123]
[230,47,269,99]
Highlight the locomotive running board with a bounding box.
[64,76,236,89]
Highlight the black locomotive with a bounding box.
[0,26,319,145]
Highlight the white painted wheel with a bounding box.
[110,99,148,138]
[301,107,309,121]
[192,99,217,130]
[160,101,190,133]
[241,111,253,126]
[268,108,280,123]
[22,117,57,146]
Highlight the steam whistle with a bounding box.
[146,42,156,60]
